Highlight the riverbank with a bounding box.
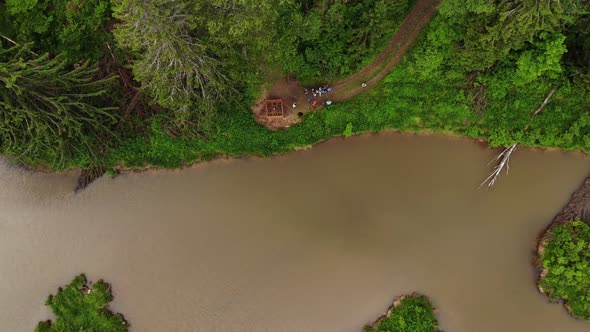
[3,129,582,192]
[536,177,590,319]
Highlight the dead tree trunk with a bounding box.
[480,87,557,188]
[524,87,558,131]
[479,143,518,188]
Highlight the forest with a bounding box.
[0,0,589,172]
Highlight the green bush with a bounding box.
[35,274,128,332]
[539,220,590,320]
[364,295,439,332]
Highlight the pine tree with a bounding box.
[112,0,231,134]
[0,43,118,168]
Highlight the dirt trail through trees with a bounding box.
[254,0,440,129]
[331,0,440,101]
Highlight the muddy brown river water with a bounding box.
[1,133,590,332]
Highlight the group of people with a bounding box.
[304,85,333,108]
[292,82,365,111]
[305,85,332,98]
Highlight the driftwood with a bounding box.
[75,166,106,192]
[480,87,557,188]
[480,143,518,188]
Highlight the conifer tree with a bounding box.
[0,43,118,167]
[112,0,230,133]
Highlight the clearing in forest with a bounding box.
[253,0,441,130]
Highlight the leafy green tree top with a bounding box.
[35,274,128,332]
[440,0,588,71]
[539,220,590,320]
[2,0,112,65]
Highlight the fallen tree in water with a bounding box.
[480,88,558,188]
[479,143,518,188]
[75,166,107,192]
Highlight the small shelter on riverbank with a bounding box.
[265,99,284,118]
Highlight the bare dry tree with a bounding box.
[479,143,518,188]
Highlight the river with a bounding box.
[1,133,589,332]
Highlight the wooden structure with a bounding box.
[265,99,284,118]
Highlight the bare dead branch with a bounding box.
[524,87,558,131]
[480,143,518,188]
[1,35,39,56]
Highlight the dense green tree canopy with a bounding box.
[2,0,112,64]
[440,0,589,71]
[539,221,590,320]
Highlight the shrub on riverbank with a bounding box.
[35,274,128,332]
[364,295,439,332]
[539,220,590,320]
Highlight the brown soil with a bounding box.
[253,0,441,130]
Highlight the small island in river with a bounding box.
[364,294,440,332]
[35,275,128,332]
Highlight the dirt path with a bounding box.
[254,0,441,129]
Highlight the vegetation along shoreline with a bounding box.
[2,0,589,187]
[536,177,590,320]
